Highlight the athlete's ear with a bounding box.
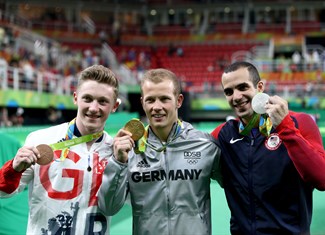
[112,98,121,113]
[257,81,264,93]
[73,92,78,105]
[176,94,184,109]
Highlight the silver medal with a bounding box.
[252,93,270,114]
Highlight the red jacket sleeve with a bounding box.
[0,160,23,194]
[211,122,226,140]
[276,111,325,190]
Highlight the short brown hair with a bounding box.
[77,65,119,100]
[223,61,261,88]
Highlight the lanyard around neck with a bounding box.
[239,113,272,136]
[50,118,103,161]
[136,119,183,153]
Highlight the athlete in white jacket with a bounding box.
[0,65,120,235]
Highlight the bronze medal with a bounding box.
[36,144,54,165]
[124,119,145,141]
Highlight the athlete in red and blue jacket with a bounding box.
[211,61,325,235]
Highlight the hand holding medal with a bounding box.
[110,119,145,161]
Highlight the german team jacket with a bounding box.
[98,121,222,235]
[0,123,113,235]
[211,111,325,235]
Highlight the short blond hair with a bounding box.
[140,68,181,97]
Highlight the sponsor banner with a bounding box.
[0,89,75,109]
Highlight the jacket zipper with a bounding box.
[249,136,256,235]
[163,149,172,235]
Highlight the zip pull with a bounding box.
[87,154,92,172]
[250,138,254,146]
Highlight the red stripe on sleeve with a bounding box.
[211,122,227,139]
[0,160,23,194]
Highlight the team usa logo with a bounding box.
[265,133,282,150]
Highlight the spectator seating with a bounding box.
[154,43,257,88]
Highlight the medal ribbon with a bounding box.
[259,114,272,136]
[239,113,260,136]
[136,119,183,153]
[51,118,103,161]
[239,113,272,136]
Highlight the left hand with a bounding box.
[264,95,289,127]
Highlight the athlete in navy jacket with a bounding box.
[211,61,325,235]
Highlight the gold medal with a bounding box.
[36,144,54,165]
[124,119,145,141]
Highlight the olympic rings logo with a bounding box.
[187,159,199,164]
[184,151,201,165]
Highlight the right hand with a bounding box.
[12,146,40,172]
[264,95,289,127]
[113,129,135,163]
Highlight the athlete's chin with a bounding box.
[151,119,165,129]
[85,120,103,131]
[235,110,251,120]
[151,116,165,123]
[86,125,102,134]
